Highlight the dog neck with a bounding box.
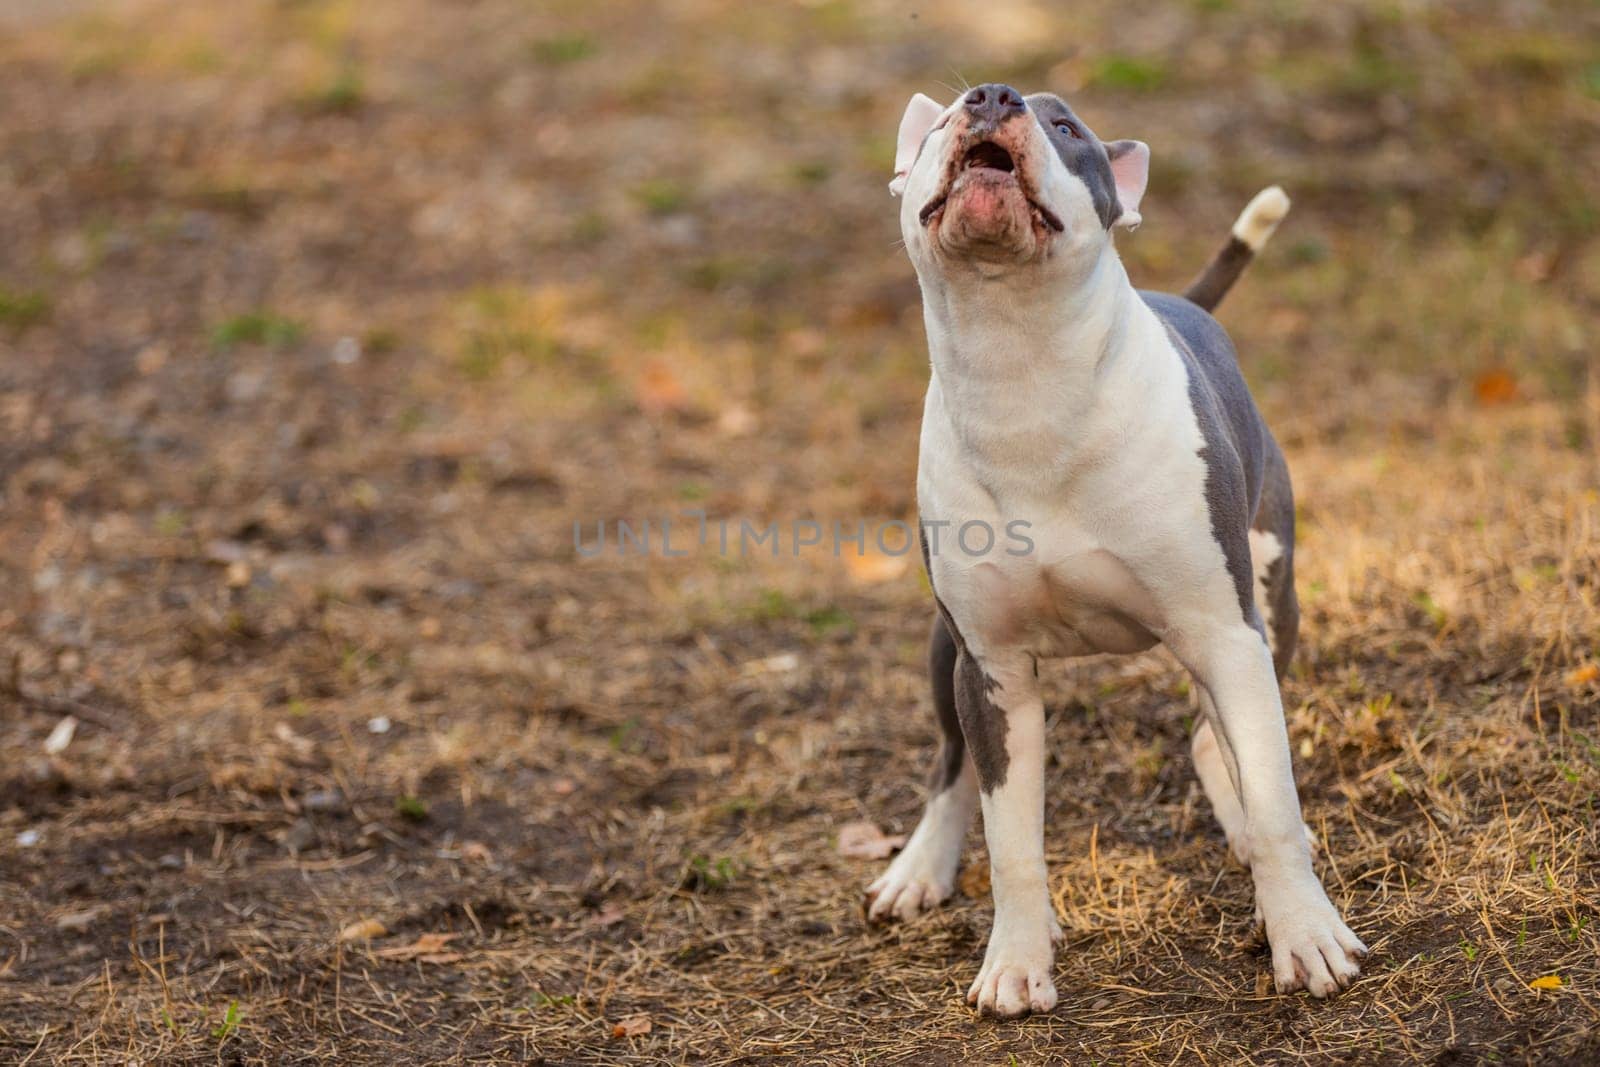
[918,242,1148,475]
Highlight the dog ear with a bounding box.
[1105,140,1150,229]
[889,94,945,197]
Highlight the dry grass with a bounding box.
[0,0,1597,1063]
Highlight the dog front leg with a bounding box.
[956,646,1059,1017]
[868,616,979,922]
[1179,624,1366,997]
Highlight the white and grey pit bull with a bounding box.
[865,84,1366,1017]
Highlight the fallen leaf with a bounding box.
[842,546,909,585]
[1564,664,1598,688]
[1254,971,1273,997]
[43,715,78,755]
[635,362,688,416]
[1472,368,1517,406]
[136,344,168,375]
[958,863,990,899]
[591,904,626,927]
[550,777,578,796]
[337,918,388,943]
[836,821,906,860]
[460,840,494,864]
[744,652,799,676]
[1529,974,1563,990]
[716,404,756,437]
[55,906,109,932]
[1513,250,1554,283]
[204,539,249,564]
[272,721,315,758]
[374,932,459,960]
[612,1014,652,1038]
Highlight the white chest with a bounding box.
[916,303,1214,661]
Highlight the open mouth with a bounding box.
[918,139,1064,233]
[963,141,1015,173]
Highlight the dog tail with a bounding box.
[1181,186,1290,313]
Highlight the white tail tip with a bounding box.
[1232,186,1290,252]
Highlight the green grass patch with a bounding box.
[791,160,832,185]
[362,327,400,355]
[632,178,690,216]
[572,211,610,244]
[530,34,597,65]
[682,853,738,891]
[154,508,189,536]
[210,1000,240,1044]
[805,605,854,637]
[608,718,642,753]
[395,796,428,822]
[751,588,798,622]
[454,287,562,379]
[532,990,576,1010]
[0,288,50,332]
[1090,54,1169,92]
[299,65,365,115]
[210,311,303,351]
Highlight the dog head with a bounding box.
[890,84,1148,277]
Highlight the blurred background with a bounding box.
[0,1,1596,1062]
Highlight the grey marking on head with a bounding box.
[920,526,1009,792]
[1024,92,1122,229]
[1142,290,1267,625]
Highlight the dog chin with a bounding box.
[935,177,1040,262]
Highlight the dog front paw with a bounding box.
[966,913,1059,1017]
[1257,878,1366,998]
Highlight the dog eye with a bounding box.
[1055,119,1082,139]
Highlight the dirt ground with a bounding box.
[1,0,1597,1063]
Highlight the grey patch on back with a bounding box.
[1024,93,1121,229]
[1142,291,1267,626]
[1253,441,1300,678]
[921,526,1010,792]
